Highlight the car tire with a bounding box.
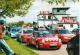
[26,42,31,46]
[68,50,74,55]
[36,42,40,50]
[17,37,22,42]
[26,42,30,46]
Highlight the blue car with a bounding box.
[9,27,21,38]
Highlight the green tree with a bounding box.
[44,0,80,6]
[16,21,24,26]
[7,21,24,26]
[0,0,34,17]
[27,23,33,27]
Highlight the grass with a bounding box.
[0,35,38,55]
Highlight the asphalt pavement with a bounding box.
[32,44,68,55]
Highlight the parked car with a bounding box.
[51,29,75,43]
[17,28,33,43]
[66,34,79,55]
[27,30,62,49]
[8,27,21,38]
[72,28,80,35]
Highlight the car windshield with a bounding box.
[58,29,70,34]
[33,31,52,37]
[39,31,52,37]
[23,30,33,34]
[72,29,80,32]
[11,28,20,32]
[50,30,57,34]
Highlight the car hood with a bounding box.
[22,34,32,36]
[62,34,75,37]
[37,36,59,42]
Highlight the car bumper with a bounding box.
[11,35,17,38]
[38,42,62,49]
[22,39,27,43]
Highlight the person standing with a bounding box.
[0,20,15,55]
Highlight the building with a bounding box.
[58,16,78,31]
[52,7,70,15]
[37,7,78,31]
[37,11,58,29]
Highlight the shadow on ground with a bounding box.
[25,45,59,51]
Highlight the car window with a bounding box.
[49,30,59,34]
[39,31,51,37]
[33,32,40,37]
[72,29,80,33]
[58,29,70,34]
[12,29,19,32]
[23,30,33,34]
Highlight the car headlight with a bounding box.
[42,39,45,43]
[45,38,49,42]
[59,39,62,42]
[55,35,58,38]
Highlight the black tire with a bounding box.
[26,42,30,46]
[68,50,74,55]
[26,39,31,46]
[17,37,22,42]
[35,42,40,50]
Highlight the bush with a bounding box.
[4,35,10,40]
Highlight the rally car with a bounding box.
[51,29,75,43]
[27,30,62,49]
[8,27,21,38]
[72,28,80,35]
[17,28,33,43]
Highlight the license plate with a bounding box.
[50,44,57,46]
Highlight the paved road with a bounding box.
[32,44,68,55]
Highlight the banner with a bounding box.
[60,17,77,23]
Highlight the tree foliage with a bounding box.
[16,21,24,26]
[6,21,24,26]
[26,23,33,27]
[0,0,34,17]
[7,21,33,27]
[44,0,80,5]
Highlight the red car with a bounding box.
[52,29,75,43]
[18,29,33,43]
[27,30,62,49]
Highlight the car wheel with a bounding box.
[36,43,40,50]
[17,37,21,42]
[68,50,74,55]
[26,42,30,46]
[26,39,31,46]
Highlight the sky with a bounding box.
[6,0,80,23]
